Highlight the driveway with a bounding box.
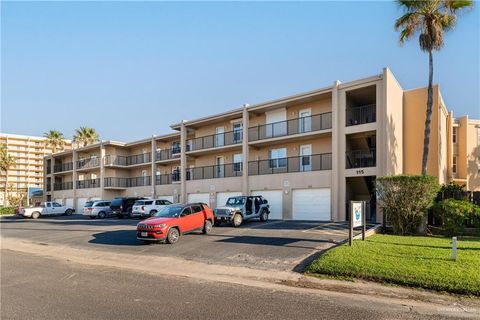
[0,215,356,270]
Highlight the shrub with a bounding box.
[438,183,468,201]
[376,175,440,235]
[0,207,15,215]
[434,199,480,236]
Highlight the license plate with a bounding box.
[141,232,148,237]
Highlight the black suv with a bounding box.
[111,197,148,218]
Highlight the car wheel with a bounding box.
[150,210,157,217]
[166,228,180,244]
[203,220,213,234]
[259,210,269,222]
[127,209,133,219]
[31,211,41,219]
[98,211,106,219]
[232,213,243,227]
[64,209,73,216]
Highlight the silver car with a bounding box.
[131,199,154,218]
[83,200,113,219]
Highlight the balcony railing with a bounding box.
[76,178,100,189]
[77,158,100,170]
[186,163,243,180]
[249,112,332,142]
[104,153,151,166]
[187,130,243,152]
[346,104,376,126]
[54,162,73,173]
[248,153,332,176]
[156,149,175,162]
[46,166,51,174]
[155,174,172,185]
[54,181,73,191]
[103,176,152,188]
[345,149,376,168]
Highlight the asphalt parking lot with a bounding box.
[0,214,357,270]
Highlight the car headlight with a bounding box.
[154,224,167,229]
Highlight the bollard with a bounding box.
[451,236,457,261]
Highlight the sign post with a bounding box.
[349,200,366,246]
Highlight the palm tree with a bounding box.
[73,127,100,147]
[395,0,473,175]
[0,144,17,206]
[44,130,66,153]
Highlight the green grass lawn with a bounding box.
[307,234,480,295]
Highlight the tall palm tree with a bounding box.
[44,130,66,153]
[73,127,100,147]
[0,144,17,206]
[395,0,473,175]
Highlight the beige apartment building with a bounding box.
[0,133,71,206]
[44,68,480,222]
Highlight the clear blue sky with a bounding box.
[1,1,478,141]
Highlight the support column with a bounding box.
[331,80,342,221]
[242,104,250,195]
[151,136,156,198]
[180,121,187,203]
[50,157,55,200]
[100,142,105,200]
[72,149,78,209]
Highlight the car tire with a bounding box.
[166,228,180,244]
[259,210,269,222]
[232,213,243,227]
[31,211,41,219]
[65,209,73,216]
[98,211,106,219]
[203,220,213,234]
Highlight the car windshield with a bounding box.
[84,201,94,208]
[226,197,245,206]
[153,205,183,218]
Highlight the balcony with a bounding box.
[248,153,332,176]
[54,181,73,191]
[155,149,177,162]
[345,149,376,169]
[248,112,332,142]
[77,158,100,170]
[187,130,242,152]
[54,162,73,173]
[128,176,151,187]
[104,177,128,188]
[346,104,376,126]
[46,184,51,192]
[104,153,151,166]
[76,178,100,189]
[186,163,243,180]
[46,166,51,174]
[155,174,173,185]
[104,176,151,188]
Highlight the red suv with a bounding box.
[136,203,214,244]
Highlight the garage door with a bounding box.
[76,198,89,211]
[65,198,74,208]
[252,190,283,219]
[216,192,242,208]
[188,193,210,206]
[90,197,101,201]
[292,189,331,221]
[157,195,174,203]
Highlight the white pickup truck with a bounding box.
[19,201,75,219]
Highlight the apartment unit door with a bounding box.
[215,127,225,147]
[215,156,225,178]
[299,145,312,172]
[299,109,311,133]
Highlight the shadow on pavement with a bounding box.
[89,230,143,246]
[215,235,337,249]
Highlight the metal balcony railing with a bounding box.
[171,144,181,155]
[346,104,376,126]
[345,149,376,169]
[248,112,332,142]
[155,174,172,185]
[128,176,151,187]
[76,158,100,170]
[76,178,100,189]
[104,177,128,188]
[104,153,151,166]
[156,149,174,162]
[104,155,128,166]
[248,153,332,176]
[54,162,73,173]
[54,181,73,191]
[186,163,243,180]
[187,130,243,152]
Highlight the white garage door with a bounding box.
[216,192,242,208]
[157,195,174,203]
[65,198,74,208]
[76,198,89,211]
[188,193,210,206]
[90,197,101,201]
[252,190,283,219]
[292,189,331,221]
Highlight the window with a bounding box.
[233,122,243,143]
[453,156,457,174]
[452,127,458,144]
[233,154,242,172]
[270,148,287,168]
[181,207,192,216]
[191,205,203,213]
[53,202,62,207]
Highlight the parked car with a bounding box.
[83,200,113,219]
[131,199,154,218]
[141,199,174,218]
[136,203,214,244]
[214,196,270,227]
[18,201,75,219]
[111,197,148,218]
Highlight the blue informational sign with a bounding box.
[28,187,43,198]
